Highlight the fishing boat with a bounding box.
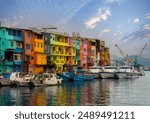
[73,70,94,81]
[100,66,117,79]
[59,71,74,81]
[43,73,62,86]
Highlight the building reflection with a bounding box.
[0,79,111,106]
[31,88,48,106]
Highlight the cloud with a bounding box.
[145,13,150,19]
[0,0,91,28]
[84,8,111,29]
[128,17,140,24]
[101,28,110,33]
[114,31,122,36]
[144,24,150,30]
[133,18,139,23]
[104,0,126,4]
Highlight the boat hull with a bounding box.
[115,72,128,79]
[100,72,115,79]
[0,79,11,86]
[59,72,73,81]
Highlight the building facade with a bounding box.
[0,26,111,74]
[22,29,47,74]
[0,27,23,74]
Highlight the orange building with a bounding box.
[22,29,47,74]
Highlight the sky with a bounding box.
[0,0,150,58]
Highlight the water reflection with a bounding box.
[0,72,150,106]
[0,80,110,106]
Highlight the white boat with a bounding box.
[43,73,62,86]
[88,66,103,78]
[24,73,35,80]
[89,66,103,73]
[100,66,117,79]
[0,78,11,86]
[115,66,138,79]
[9,72,32,87]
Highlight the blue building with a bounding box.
[0,27,23,74]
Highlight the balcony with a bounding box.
[7,35,22,41]
[13,61,22,65]
[14,48,23,53]
[4,61,14,65]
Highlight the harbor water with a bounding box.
[0,72,150,106]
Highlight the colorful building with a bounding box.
[1,26,111,74]
[100,41,106,66]
[0,27,23,74]
[104,47,110,65]
[67,36,76,65]
[90,39,96,65]
[50,32,69,72]
[22,29,47,74]
[74,33,80,65]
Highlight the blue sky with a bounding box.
[0,0,150,58]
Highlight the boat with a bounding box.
[59,71,74,81]
[24,73,35,80]
[0,78,11,87]
[43,73,62,85]
[88,66,103,78]
[9,72,33,87]
[115,66,138,79]
[100,66,117,79]
[73,70,94,81]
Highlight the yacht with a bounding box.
[115,66,138,79]
[100,66,117,79]
[89,66,103,78]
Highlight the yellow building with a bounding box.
[50,33,68,72]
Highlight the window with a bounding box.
[10,41,14,47]
[18,31,21,37]
[45,37,48,40]
[8,29,11,35]
[26,44,30,49]
[41,44,43,48]
[13,31,16,36]
[57,37,60,41]
[26,56,30,61]
[14,55,18,60]
[28,32,32,38]
[13,54,18,60]
[2,41,4,46]
[38,43,40,48]
[37,34,42,39]
[84,48,86,51]
[17,42,22,48]
[45,45,48,52]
